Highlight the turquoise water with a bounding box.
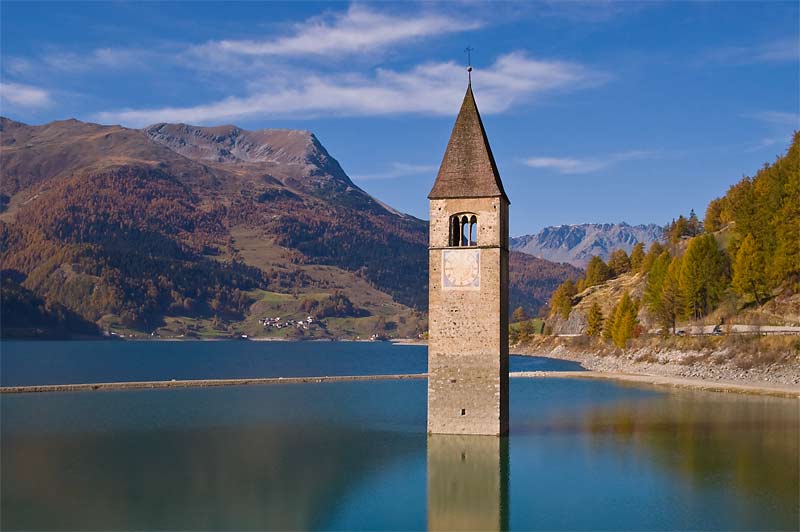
[1,342,798,530]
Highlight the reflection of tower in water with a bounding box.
[427,435,509,531]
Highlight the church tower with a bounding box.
[427,82,510,436]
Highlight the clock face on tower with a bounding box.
[442,249,480,290]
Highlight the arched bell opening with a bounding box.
[449,213,478,247]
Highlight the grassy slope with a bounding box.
[229,226,422,339]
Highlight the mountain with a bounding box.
[0,117,579,338]
[511,223,663,267]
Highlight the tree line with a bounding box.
[544,132,799,347]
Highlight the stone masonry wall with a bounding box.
[428,198,509,435]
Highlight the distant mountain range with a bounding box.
[0,117,580,337]
[511,223,664,267]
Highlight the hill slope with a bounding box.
[0,117,580,337]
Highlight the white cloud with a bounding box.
[353,162,439,181]
[521,150,653,174]
[0,82,51,108]
[194,5,480,59]
[93,51,603,126]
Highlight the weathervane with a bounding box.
[465,46,474,84]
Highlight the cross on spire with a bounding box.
[464,46,474,84]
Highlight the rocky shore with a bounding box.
[517,338,800,387]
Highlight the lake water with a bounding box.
[1,341,797,530]
[0,340,582,386]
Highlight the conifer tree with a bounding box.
[680,234,728,319]
[549,279,577,319]
[641,241,666,273]
[704,198,726,233]
[630,243,645,271]
[732,233,768,305]
[659,256,683,335]
[772,169,800,289]
[666,215,688,244]
[602,308,615,340]
[586,302,604,337]
[512,306,528,323]
[575,278,585,292]
[644,251,671,316]
[687,209,702,236]
[584,256,612,288]
[608,249,631,277]
[608,292,638,348]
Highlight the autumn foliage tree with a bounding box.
[512,306,528,323]
[641,241,666,273]
[732,234,768,305]
[679,234,728,320]
[584,256,612,288]
[608,249,631,277]
[549,279,577,319]
[710,131,799,293]
[586,302,604,337]
[630,243,646,271]
[604,292,639,348]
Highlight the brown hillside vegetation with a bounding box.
[0,117,578,337]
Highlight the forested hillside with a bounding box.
[0,117,578,338]
[543,132,799,346]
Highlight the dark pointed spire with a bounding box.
[428,84,509,203]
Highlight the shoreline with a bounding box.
[511,371,800,398]
[3,370,797,398]
[515,338,800,388]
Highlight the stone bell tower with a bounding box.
[427,81,510,436]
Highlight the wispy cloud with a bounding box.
[743,110,800,128]
[532,1,652,23]
[94,51,604,126]
[192,5,480,59]
[520,150,653,174]
[700,36,799,65]
[0,82,51,108]
[754,37,799,62]
[743,137,788,153]
[352,162,439,181]
[42,47,153,72]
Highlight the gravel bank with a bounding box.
[517,342,800,387]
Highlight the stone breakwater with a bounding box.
[0,374,426,394]
[3,370,798,398]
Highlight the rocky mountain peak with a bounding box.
[144,123,321,166]
[511,223,664,267]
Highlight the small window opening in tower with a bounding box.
[469,215,478,246]
[461,215,469,246]
[461,408,466,416]
[450,215,460,247]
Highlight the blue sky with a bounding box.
[1,1,798,235]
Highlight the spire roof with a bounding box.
[428,84,509,203]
